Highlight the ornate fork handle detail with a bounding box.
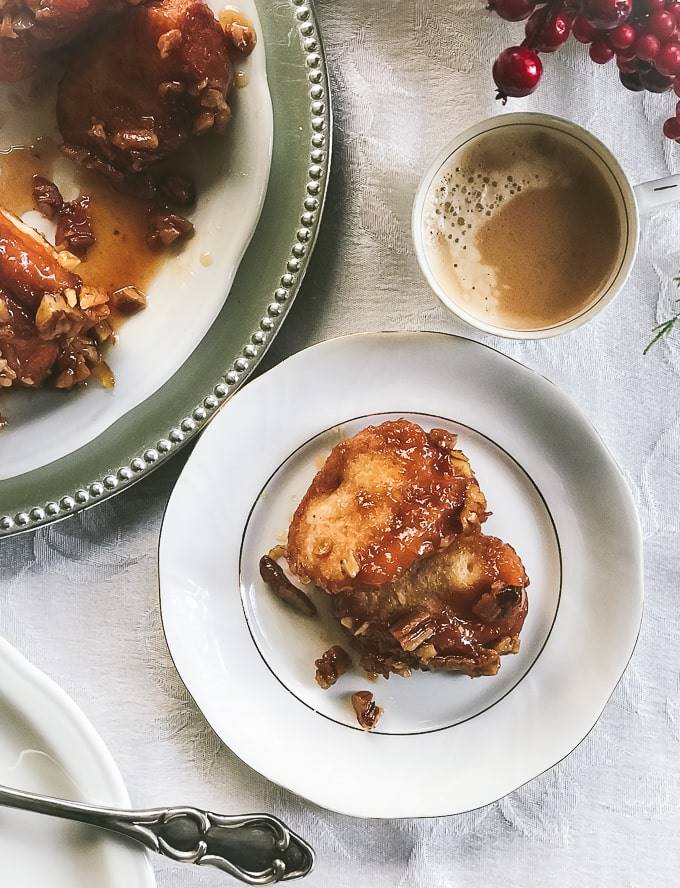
[0,785,314,884]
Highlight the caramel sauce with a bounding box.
[0,141,162,313]
[287,420,477,594]
[218,6,255,32]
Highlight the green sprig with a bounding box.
[644,275,680,355]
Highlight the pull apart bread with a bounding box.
[0,208,111,396]
[0,1,113,83]
[286,419,529,679]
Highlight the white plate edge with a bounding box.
[158,330,644,819]
[0,637,156,883]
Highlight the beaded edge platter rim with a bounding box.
[0,0,331,538]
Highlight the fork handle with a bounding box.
[0,784,314,884]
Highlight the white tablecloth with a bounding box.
[1,2,679,885]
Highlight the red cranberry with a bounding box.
[635,32,661,58]
[583,0,632,28]
[647,9,676,39]
[589,38,616,61]
[573,15,596,41]
[489,0,537,20]
[535,12,572,50]
[493,46,543,98]
[609,23,636,47]
[662,115,680,137]
[656,39,680,73]
[673,74,680,95]
[525,5,551,42]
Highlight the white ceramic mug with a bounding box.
[412,111,680,340]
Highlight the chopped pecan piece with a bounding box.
[52,334,102,389]
[427,427,459,453]
[111,286,147,315]
[389,608,435,652]
[146,210,194,251]
[219,8,257,55]
[35,293,84,340]
[56,195,96,258]
[359,653,391,680]
[339,552,360,579]
[157,27,182,58]
[32,175,63,221]
[111,128,160,152]
[89,358,115,390]
[494,635,520,655]
[0,354,17,388]
[78,286,109,311]
[259,555,317,617]
[473,586,524,623]
[314,645,351,690]
[351,691,383,731]
[427,650,500,678]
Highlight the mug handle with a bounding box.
[634,175,680,214]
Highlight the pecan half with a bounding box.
[314,645,351,689]
[351,691,383,731]
[259,555,317,617]
[427,650,500,677]
[389,608,435,652]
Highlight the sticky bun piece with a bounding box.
[332,532,529,679]
[287,420,488,595]
[284,419,529,683]
[0,208,111,393]
[57,0,234,177]
[0,0,113,83]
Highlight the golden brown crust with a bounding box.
[57,0,233,175]
[332,532,529,678]
[287,419,488,594]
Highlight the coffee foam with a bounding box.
[421,127,624,331]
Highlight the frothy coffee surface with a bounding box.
[422,126,624,331]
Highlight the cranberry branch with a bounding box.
[489,0,680,141]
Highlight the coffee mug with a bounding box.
[412,111,680,340]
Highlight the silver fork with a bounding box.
[0,784,314,884]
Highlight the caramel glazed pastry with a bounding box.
[0,0,255,423]
[285,419,530,679]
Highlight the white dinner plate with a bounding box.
[0,638,155,887]
[158,332,643,818]
[0,0,273,478]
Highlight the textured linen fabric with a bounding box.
[1,2,680,885]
